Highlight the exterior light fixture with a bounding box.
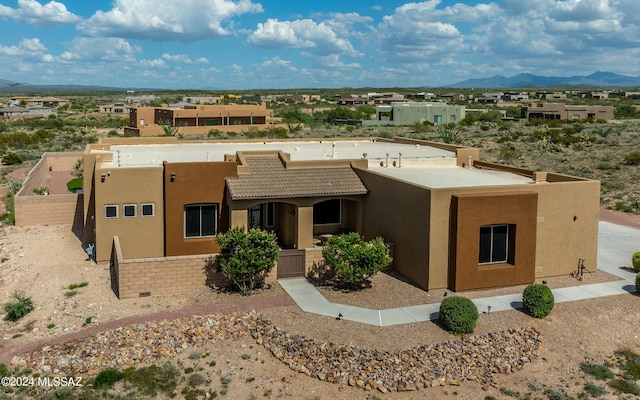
[170,173,176,182]
[100,174,106,182]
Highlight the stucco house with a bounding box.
[82,137,599,297]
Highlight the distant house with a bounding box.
[337,96,372,106]
[125,102,281,136]
[99,103,132,114]
[362,102,465,126]
[0,106,29,118]
[525,103,614,121]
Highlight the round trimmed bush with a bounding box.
[438,296,478,334]
[632,251,640,273]
[522,284,554,318]
[636,273,640,294]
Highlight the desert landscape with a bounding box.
[0,211,639,399]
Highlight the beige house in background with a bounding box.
[124,102,280,136]
[83,137,599,296]
[525,102,614,120]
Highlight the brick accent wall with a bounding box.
[111,236,278,299]
[15,194,83,226]
[14,152,83,227]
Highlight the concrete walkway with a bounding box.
[278,221,640,326]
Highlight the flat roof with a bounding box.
[96,140,534,189]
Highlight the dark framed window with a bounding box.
[123,204,136,218]
[313,199,341,225]
[479,224,509,264]
[184,204,218,238]
[105,205,118,219]
[266,202,275,227]
[141,203,154,217]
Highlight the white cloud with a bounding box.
[59,38,141,63]
[247,18,362,57]
[0,0,80,27]
[0,38,52,62]
[78,0,263,41]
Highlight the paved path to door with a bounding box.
[279,221,640,327]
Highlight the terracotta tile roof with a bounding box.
[226,156,368,200]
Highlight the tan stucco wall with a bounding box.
[164,161,238,256]
[93,165,164,261]
[355,169,432,290]
[427,178,600,290]
[15,194,83,226]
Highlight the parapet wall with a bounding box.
[14,152,83,226]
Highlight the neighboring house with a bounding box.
[81,137,599,295]
[337,96,372,106]
[0,106,29,118]
[99,103,131,114]
[370,93,406,104]
[27,106,52,117]
[362,102,465,126]
[525,103,615,121]
[23,97,70,107]
[124,102,278,136]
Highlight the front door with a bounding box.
[248,204,262,229]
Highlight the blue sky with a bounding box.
[1,0,640,89]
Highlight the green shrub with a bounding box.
[580,362,615,380]
[0,363,9,377]
[322,232,392,288]
[636,273,640,295]
[2,152,23,165]
[93,367,124,389]
[66,177,83,193]
[438,296,478,334]
[583,382,606,397]
[623,151,640,166]
[632,252,640,273]
[32,186,48,195]
[3,291,34,321]
[522,284,554,318]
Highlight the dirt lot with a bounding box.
[0,218,639,399]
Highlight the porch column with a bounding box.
[296,206,313,249]
[230,209,248,231]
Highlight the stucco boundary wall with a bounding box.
[111,236,286,300]
[14,152,83,226]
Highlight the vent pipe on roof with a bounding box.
[468,155,473,168]
[385,153,389,167]
[398,152,402,168]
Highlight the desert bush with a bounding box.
[636,273,640,294]
[2,152,23,165]
[522,283,554,318]
[215,227,279,295]
[8,179,22,195]
[580,362,615,380]
[93,367,124,389]
[632,251,640,272]
[438,296,478,334]
[623,151,640,166]
[3,291,34,321]
[66,177,83,193]
[32,186,48,195]
[322,232,392,288]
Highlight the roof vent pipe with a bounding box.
[385,153,389,168]
[468,155,473,169]
[398,152,403,168]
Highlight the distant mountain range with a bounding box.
[448,71,640,89]
[0,79,144,94]
[3,71,640,93]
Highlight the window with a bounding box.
[450,115,457,122]
[434,115,443,124]
[266,202,275,227]
[313,199,341,225]
[141,203,155,217]
[105,205,118,219]
[123,204,136,218]
[184,204,218,238]
[479,225,509,264]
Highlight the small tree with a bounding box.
[322,232,392,289]
[214,227,279,296]
[632,251,640,273]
